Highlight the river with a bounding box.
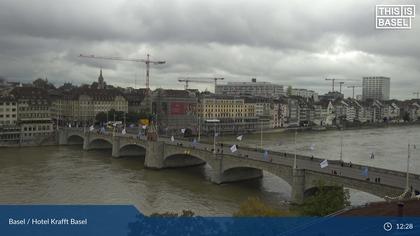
[0,126,419,216]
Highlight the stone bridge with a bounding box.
[58,129,420,204]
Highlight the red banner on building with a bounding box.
[170,102,187,115]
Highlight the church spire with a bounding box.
[98,68,105,89]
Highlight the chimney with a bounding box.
[252,78,257,83]
[397,202,404,217]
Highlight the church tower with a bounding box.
[98,69,105,89]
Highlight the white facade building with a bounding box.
[362,76,390,101]
[0,96,17,125]
[291,88,319,101]
[215,78,284,98]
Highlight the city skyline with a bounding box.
[0,0,419,99]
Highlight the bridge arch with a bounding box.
[88,137,113,150]
[303,171,402,200]
[220,165,293,187]
[163,153,207,168]
[67,134,84,145]
[118,143,147,157]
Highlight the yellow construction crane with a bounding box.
[178,77,224,91]
[79,53,166,92]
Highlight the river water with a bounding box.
[0,126,419,216]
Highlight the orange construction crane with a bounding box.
[178,77,224,91]
[79,54,165,92]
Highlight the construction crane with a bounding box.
[178,77,224,91]
[79,54,166,92]
[414,91,420,99]
[338,81,345,93]
[347,85,362,99]
[325,78,345,92]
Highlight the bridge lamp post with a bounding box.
[293,128,297,169]
[260,117,270,150]
[198,115,201,142]
[406,143,411,192]
[206,119,219,154]
[340,127,343,162]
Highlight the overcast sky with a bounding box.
[0,0,419,99]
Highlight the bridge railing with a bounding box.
[61,128,419,179]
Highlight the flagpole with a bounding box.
[213,123,216,154]
[260,119,263,149]
[340,127,343,162]
[406,143,411,191]
[198,115,201,142]
[293,128,297,169]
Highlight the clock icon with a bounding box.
[383,222,393,232]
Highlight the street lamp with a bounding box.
[406,143,411,192]
[206,119,220,154]
[293,128,297,169]
[259,117,270,150]
[340,127,343,162]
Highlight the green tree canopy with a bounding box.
[95,112,107,123]
[294,180,350,216]
[234,197,295,217]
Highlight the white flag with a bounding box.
[236,135,243,141]
[171,136,175,142]
[122,128,126,135]
[181,128,186,134]
[230,144,237,153]
[89,125,94,131]
[263,150,268,160]
[142,125,147,129]
[310,143,315,151]
[320,159,328,168]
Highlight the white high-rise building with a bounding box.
[362,76,390,101]
[215,78,284,98]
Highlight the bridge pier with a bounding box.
[82,132,90,150]
[144,141,165,169]
[112,136,120,158]
[58,130,68,145]
[291,169,306,204]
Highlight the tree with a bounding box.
[286,86,293,96]
[233,197,295,217]
[33,78,55,89]
[294,180,350,216]
[403,112,411,122]
[126,112,144,124]
[95,112,107,124]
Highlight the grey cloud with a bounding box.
[0,0,419,99]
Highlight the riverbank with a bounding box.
[0,134,57,148]
[278,121,420,134]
